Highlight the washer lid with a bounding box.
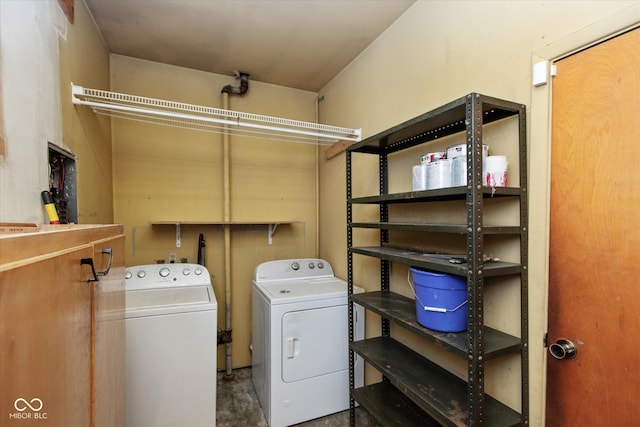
[126,285,217,317]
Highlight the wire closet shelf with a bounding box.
[71,84,361,146]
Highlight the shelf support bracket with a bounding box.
[268,223,278,245]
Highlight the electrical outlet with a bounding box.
[169,253,177,263]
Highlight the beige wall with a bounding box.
[110,55,321,368]
[0,0,110,224]
[0,1,62,222]
[0,1,113,223]
[0,1,58,223]
[317,1,638,425]
[59,0,113,223]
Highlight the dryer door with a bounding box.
[281,305,347,383]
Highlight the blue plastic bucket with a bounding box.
[409,267,468,332]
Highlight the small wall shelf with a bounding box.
[151,221,303,247]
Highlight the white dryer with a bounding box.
[251,258,364,427]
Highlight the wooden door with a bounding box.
[0,245,93,427]
[91,234,126,427]
[546,28,640,425]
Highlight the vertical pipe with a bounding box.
[315,96,320,257]
[222,92,234,380]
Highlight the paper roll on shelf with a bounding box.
[484,155,508,187]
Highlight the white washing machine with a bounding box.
[251,258,364,427]
[125,263,217,427]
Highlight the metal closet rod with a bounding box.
[71,84,361,145]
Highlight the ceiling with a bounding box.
[84,0,416,92]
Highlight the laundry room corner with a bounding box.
[111,55,322,370]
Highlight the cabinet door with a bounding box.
[91,235,126,427]
[0,245,93,427]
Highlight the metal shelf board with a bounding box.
[349,222,522,235]
[350,246,522,277]
[351,337,523,427]
[351,382,441,427]
[349,186,522,205]
[348,93,524,155]
[351,291,522,359]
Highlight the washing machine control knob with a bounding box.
[317,262,324,269]
[308,262,315,269]
[182,268,191,275]
[125,271,132,279]
[137,270,146,278]
[194,268,203,275]
[291,262,300,271]
[159,267,170,277]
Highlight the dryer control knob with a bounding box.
[291,262,300,271]
[125,271,132,280]
[182,268,191,275]
[137,270,146,278]
[308,262,315,269]
[317,262,324,269]
[194,268,203,275]
[159,267,170,277]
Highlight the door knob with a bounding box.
[549,338,577,360]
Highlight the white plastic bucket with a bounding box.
[484,155,508,187]
[421,151,446,165]
[426,159,453,189]
[446,144,489,160]
[412,165,428,191]
[452,157,467,186]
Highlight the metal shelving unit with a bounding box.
[347,93,528,426]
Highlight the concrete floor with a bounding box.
[216,368,379,426]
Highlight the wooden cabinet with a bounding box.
[91,234,126,427]
[347,93,528,426]
[0,225,125,427]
